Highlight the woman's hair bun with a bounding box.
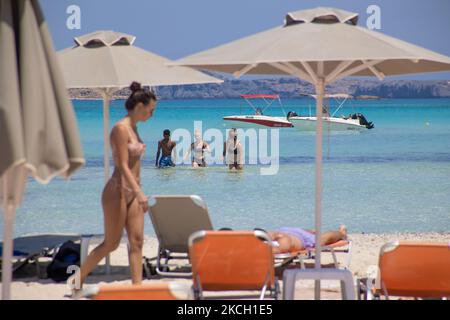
[129,81,142,93]
[125,81,157,111]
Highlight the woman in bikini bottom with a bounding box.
[70,82,157,295]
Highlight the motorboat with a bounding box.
[288,94,374,131]
[289,114,373,131]
[223,94,293,128]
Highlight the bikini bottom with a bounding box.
[105,176,140,208]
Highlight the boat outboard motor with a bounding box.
[287,111,298,119]
[357,113,375,129]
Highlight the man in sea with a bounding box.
[156,129,176,168]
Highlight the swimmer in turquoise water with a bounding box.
[156,129,176,168]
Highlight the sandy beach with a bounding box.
[4,232,448,300]
[1,1,450,305]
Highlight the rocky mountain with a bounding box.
[69,75,450,100]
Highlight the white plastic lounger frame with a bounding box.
[307,240,353,269]
[147,195,213,278]
[274,240,353,270]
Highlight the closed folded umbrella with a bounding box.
[171,7,450,298]
[58,30,223,181]
[0,0,84,299]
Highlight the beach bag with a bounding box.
[46,240,80,282]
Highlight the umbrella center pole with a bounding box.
[103,96,110,182]
[99,89,114,183]
[314,77,325,300]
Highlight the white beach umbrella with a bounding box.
[0,0,84,299]
[170,7,450,298]
[58,30,223,182]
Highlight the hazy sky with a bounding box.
[40,0,450,80]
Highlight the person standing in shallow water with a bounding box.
[70,82,157,293]
[184,129,210,168]
[156,129,176,168]
[223,128,243,170]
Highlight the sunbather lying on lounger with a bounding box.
[266,225,347,254]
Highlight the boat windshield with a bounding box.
[240,94,287,116]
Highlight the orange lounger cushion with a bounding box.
[189,231,277,294]
[378,242,450,298]
[89,282,192,300]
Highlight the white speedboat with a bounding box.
[289,116,369,131]
[289,94,374,131]
[223,94,293,128]
[223,114,293,128]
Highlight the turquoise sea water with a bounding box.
[3,98,450,237]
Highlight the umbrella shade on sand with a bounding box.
[0,0,84,299]
[58,30,223,181]
[171,7,450,298]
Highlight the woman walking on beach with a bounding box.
[71,82,156,292]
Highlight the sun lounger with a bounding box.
[0,233,120,278]
[0,233,84,278]
[188,230,280,300]
[146,195,213,277]
[357,241,450,299]
[80,282,193,300]
[274,239,352,270]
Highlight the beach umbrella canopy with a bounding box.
[58,30,223,181]
[171,6,450,298]
[0,0,84,299]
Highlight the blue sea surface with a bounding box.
[3,98,450,236]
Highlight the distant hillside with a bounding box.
[69,76,450,100]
